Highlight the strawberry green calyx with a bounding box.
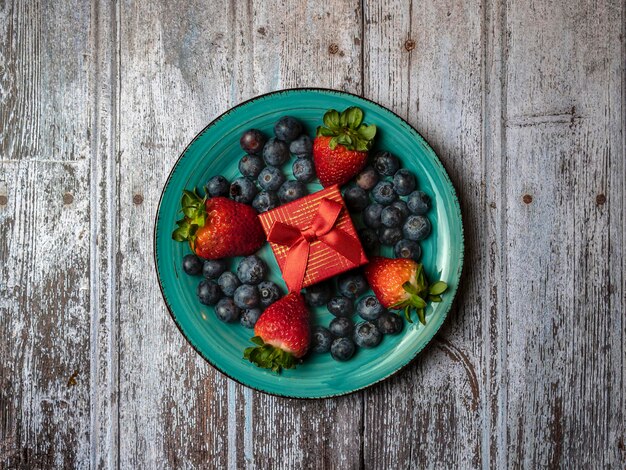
[171,189,207,245]
[392,264,448,325]
[244,336,297,373]
[316,107,377,152]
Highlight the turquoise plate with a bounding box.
[154,89,464,398]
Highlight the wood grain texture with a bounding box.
[116,0,364,468]
[117,1,233,468]
[0,0,93,468]
[1,0,625,468]
[362,0,485,468]
[242,2,364,469]
[501,0,625,467]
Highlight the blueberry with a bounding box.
[258,166,286,191]
[378,227,403,246]
[372,151,400,176]
[289,134,313,157]
[356,295,385,321]
[278,180,307,203]
[218,271,241,297]
[230,177,258,204]
[238,154,264,178]
[392,169,416,196]
[292,158,315,182]
[202,259,227,279]
[377,312,404,334]
[407,190,431,215]
[274,116,303,143]
[196,279,222,305]
[354,321,383,348]
[363,203,384,228]
[343,187,369,212]
[329,317,354,337]
[380,205,403,227]
[237,255,267,285]
[394,239,422,261]
[233,284,260,309]
[402,215,431,241]
[240,129,267,155]
[337,271,368,299]
[182,254,204,275]
[311,326,334,353]
[371,181,398,205]
[240,308,262,329]
[304,281,333,307]
[252,190,280,213]
[258,281,281,307]
[358,228,379,253]
[330,337,356,361]
[391,200,410,220]
[355,166,379,191]
[205,175,230,197]
[327,296,354,317]
[262,138,290,166]
[215,297,241,323]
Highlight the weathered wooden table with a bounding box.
[1,0,624,468]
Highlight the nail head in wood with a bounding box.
[133,194,144,205]
[0,195,7,206]
[63,193,74,205]
[595,194,606,205]
[522,194,533,204]
[328,43,339,54]
[404,39,416,51]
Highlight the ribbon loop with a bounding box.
[266,197,362,292]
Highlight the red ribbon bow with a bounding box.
[267,197,363,293]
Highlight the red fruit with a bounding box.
[244,292,311,372]
[313,107,377,187]
[313,136,369,187]
[365,256,418,307]
[364,256,448,325]
[172,191,265,259]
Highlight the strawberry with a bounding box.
[172,190,265,259]
[244,292,311,372]
[313,107,377,187]
[364,256,448,325]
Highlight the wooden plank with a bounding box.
[362,0,485,467]
[242,2,364,469]
[501,0,625,467]
[248,0,363,96]
[0,161,92,468]
[88,0,121,468]
[0,0,94,468]
[116,1,234,468]
[117,0,364,468]
[482,0,508,466]
[0,1,91,162]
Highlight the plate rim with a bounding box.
[153,87,465,399]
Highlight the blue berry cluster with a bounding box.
[182,254,281,328]
[306,271,404,361]
[183,116,317,325]
[182,114,433,365]
[205,116,315,215]
[345,150,432,262]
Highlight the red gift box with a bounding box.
[258,185,368,292]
